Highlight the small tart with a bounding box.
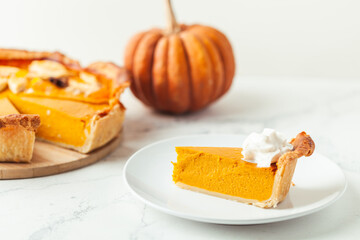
[172,132,315,208]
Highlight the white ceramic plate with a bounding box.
[124,134,347,225]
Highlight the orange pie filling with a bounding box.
[7,93,113,147]
[173,147,277,202]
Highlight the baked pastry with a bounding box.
[0,95,40,162]
[172,131,315,208]
[0,49,129,155]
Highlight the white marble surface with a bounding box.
[0,76,359,240]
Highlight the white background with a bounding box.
[1,0,359,79]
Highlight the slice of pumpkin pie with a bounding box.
[172,129,315,208]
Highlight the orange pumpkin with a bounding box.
[124,0,235,114]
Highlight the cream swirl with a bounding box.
[242,128,293,167]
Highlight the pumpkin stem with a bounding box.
[165,0,180,34]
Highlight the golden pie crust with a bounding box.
[0,114,40,131]
[0,48,81,69]
[0,114,40,163]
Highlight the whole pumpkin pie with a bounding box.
[172,130,315,208]
[0,49,129,162]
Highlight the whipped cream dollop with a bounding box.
[242,128,293,168]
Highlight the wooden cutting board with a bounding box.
[0,133,122,180]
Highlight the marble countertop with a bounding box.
[1,76,359,240]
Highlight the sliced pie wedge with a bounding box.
[0,96,40,162]
[172,132,315,208]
